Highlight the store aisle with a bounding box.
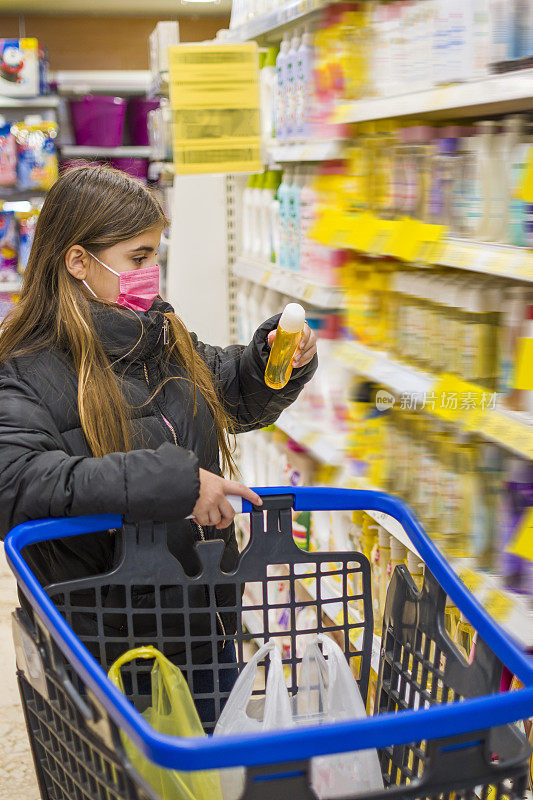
[0,545,39,800]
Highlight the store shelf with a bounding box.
[335,68,533,123]
[226,0,328,43]
[268,139,345,163]
[0,95,59,109]
[0,280,23,293]
[437,239,533,283]
[276,409,345,467]
[60,146,152,159]
[233,257,344,309]
[53,70,152,96]
[334,340,533,460]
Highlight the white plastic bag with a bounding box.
[294,634,384,799]
[214,641,293,800]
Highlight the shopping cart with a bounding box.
[5,487,533,800]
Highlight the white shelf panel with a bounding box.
[276,409,345,467]
[336,68,533,123]
[53,70,152,96]
[268,139,345,163]
[226,0,328,43]
[437,239,533,283]
[0,96,59,109]
[60,146,151,159]
[334,340,533,460]
[0,281,22,293]
[233,256,344,309]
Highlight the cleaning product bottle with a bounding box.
[259,170,282,263]
[269,180,281,265]
[247,283,266,342]
[275,37,290,141]
[288,168,304,271]
[286,32,301,140]
[242,174,257,255]
[296,29,314,140]
[260,47,278,149]
[278,168,293,269]
[377,527,391,634]
[250,171,265,259]
[264,302,305,389]
[407,551,424,592]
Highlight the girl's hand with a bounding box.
[192,468,262,530]
[267,322,317,368]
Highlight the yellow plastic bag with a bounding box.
[108,646,223,800]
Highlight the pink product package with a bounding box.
[0,123,17,187]
[0,211,19,279]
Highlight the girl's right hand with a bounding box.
[192,468,263,530]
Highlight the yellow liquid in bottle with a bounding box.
[264,325,302,389]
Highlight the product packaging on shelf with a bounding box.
[0,211,19,280]
[0,39,39,97]
[13,118,58,191]
[0,121,17,188]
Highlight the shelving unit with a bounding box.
[276,408,345,466]
[233,256,344,309]
[225,0,329,44]
[0,96,59,109]
[60,145,152,159]
[335,68,533,123]
[268,139,345,163]
[53,71,152,96]
[334,340,533,460]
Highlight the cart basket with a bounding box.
[5,486,533,800]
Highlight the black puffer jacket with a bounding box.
[0,297,317,661]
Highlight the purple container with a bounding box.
[127,98,159,147]
[110,158,149,181]
[70,96,127,148]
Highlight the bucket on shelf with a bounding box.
[70,95,127,148]
[127,97,159,146]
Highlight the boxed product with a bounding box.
[13,119,58,190]
[0,211,19,280]
[149,21,180,75]
[16,208,38,273]
[0,39,40,97]
[0,122,17,187]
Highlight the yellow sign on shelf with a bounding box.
[169,43,262,175]
[506,506,533,562]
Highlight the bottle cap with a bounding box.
[264,46,278,67]
[264,170,282,190]
[258,51,266,69]
[279,302,305,333]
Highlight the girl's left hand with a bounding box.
[267,322,317,368]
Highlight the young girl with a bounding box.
[0,164,317,724]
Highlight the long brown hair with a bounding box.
[0,164,235,472]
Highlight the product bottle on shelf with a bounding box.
[260,47,278,152]
[278,168,293,269]
[500,285,533,408]
[259,170,282,264]
[269,175,282,265]
[250,172,265,259]
[507,115,533,247]
[286,32,301,141]
[241,173,257,256]
[275,37,290,142]
[288,168,305,271]
[295,29,315,141]
[247,283,266,343]
[299,167,318,280]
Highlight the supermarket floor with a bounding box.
[0,544,39,800]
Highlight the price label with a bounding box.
[506,506,533,562]
[261,270,272,286]
[303,283,315,301]
[484,589,513,624]
[458,567,483,595]
[479,411,533,460]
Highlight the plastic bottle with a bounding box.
[250,172,265,259]
[288,168,304,271]
[500,285,533,408]
[264,302,306,389]
[507,116,533,246]
[295,30,314,140]
[407,551,424,593]
[247,283,266,342]
[269,180,281,265]
[260,47,278,149]
[285,32,301,140]
[275,37,290,142]
[236,279,251,343]
[377,527,391,634]
[241,174,257,255]
[278,169,293,269]
[259,170,282,263]
[387,538,407,587]
[299,168,319,280]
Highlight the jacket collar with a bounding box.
[91,297,174,364]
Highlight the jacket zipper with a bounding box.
[142,360,226,639]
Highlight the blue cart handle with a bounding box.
[5,488,533,773]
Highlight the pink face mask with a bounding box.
[84,251,160,312]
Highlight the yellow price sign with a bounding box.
[303,284,315,301]
[479,411,533,460]
[458,567,483,596]
[506,506,533,562]
[261,270,272,286]
[484,590,513,624]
